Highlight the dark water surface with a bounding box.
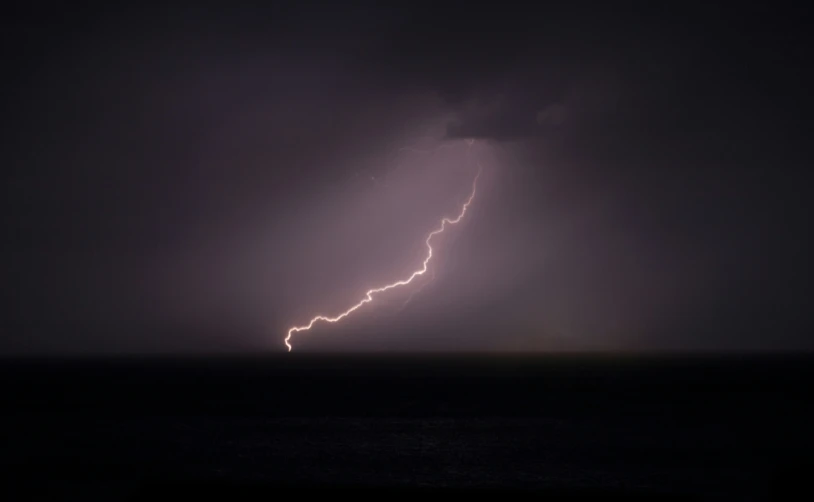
[2,354,812,499]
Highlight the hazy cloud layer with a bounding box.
[2,3,812,353]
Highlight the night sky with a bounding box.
[2,3,812,354]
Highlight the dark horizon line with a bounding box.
[2,348,813,362]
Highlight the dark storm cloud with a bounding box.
[442,64,624,142]
[2,3,812,353]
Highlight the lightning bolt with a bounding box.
[284,146,481,352]
[398,268,435,313]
